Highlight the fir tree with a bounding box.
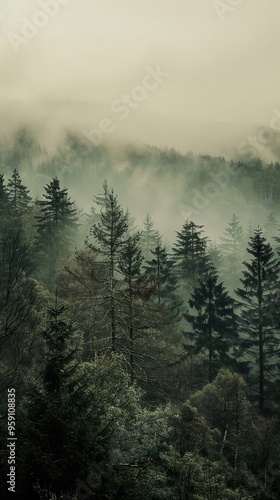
[184,270,238,383]
[220,214,243,255]
[34,178,78,288]
[144,243,177,304]
[7,169,32,215]
[88,189,128,351]
[140,214,162,260]
[173,220,210,289]
[220,214,244,289]
[236,227,280,414]
[119,232,143,377]
[20,303,100,497]
[35,177,77,229]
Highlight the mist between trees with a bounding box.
[1,129,280,499]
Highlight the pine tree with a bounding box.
[35,178,78,288]
[173,220,210,289]
[184,270,238,383]
[220,214,243,255]
[63,196,181,399]
[7,169,32,215]
[20,303,100,497]
[88,189,128,351]
[119,232,143,377]
[144,243,177,304]
[140,214,162,260]
[36,178,77,229]
[235,227,280,414]
[220,214,244,289]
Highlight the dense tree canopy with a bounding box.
[0,144,280,499]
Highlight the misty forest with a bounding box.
[0,128,280,499]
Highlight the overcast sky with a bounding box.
[1,0,280,154]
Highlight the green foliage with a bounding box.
[220,214,244,290]
[0,173,11,222]
[0,221,40,381]
[184,271,238,382]
[19,303,146,497]
[173,220,211,290]
[236,227,280,413]
[0,159,279,499]
[140,213,162,261]
[144,243,178,304]
[34,177,78,289]
[7,169,32,215]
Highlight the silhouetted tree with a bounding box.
[35,178,78,288]
[144,244,177,304]
[7,169,32,215]
[184,270,238,383]
[88,189,128,351]
[173,220,210,289]
[236,227,280,414]
[119,232,143,377]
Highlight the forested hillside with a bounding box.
[1,131,280,499]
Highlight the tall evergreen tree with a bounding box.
[140,214,162,261]
[220,214,243,255]
[144,243,177,304]
[20,303,103,498]
[7,169,32,215]
[36,178,77,229]
[88,189,128,351]
[184,270,238,383]
[235,227,280,414]
[220,214,244,289]
[35,178,78,288]
[119,233,143,377]
[62,194,181,399]
[173,220,210,289]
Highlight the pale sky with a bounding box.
[1,0,280,154]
